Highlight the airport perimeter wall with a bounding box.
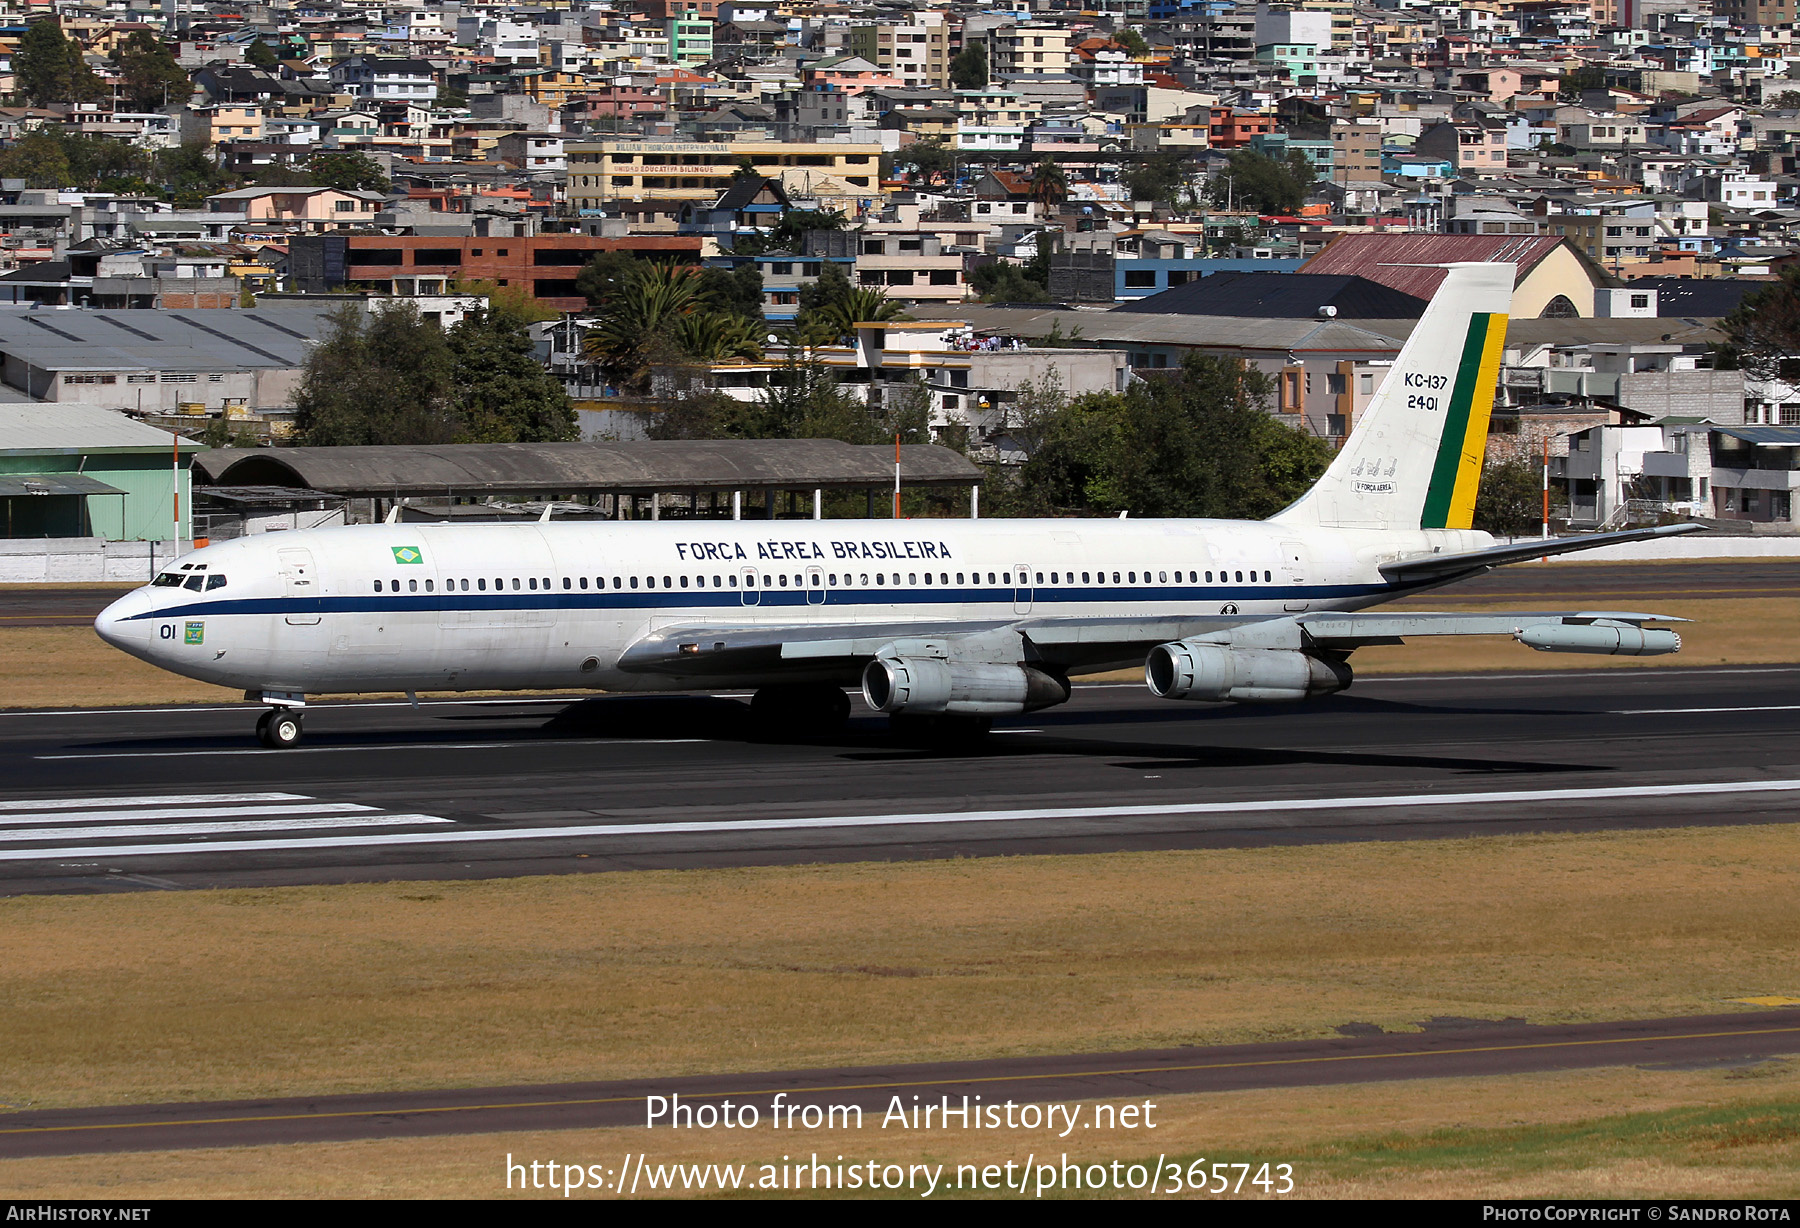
[0,538,194,584]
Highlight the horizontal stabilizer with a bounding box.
[1379,522,1705,584]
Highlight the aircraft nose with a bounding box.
[94,591,151,651]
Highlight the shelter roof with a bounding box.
[193,440,983,496]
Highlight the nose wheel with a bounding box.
[255,708,304,749]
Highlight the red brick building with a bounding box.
[288,234,702,311]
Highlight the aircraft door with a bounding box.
[806,566,825,606]
[1012,563,1033,614]
[1281,539,1310,613]
[739,566,760,606]
[277,548,320,626]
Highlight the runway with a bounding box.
[2,1009,1795,1158]
[1,661,1800,894]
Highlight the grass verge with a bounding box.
[2,825,1797,1113]
[3,1064,1796,1198]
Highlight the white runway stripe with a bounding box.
[0,803,376,828]
[0,792,309,812]
[0,814,451,844]
[2,779,1796,863]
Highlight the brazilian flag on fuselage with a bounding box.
[1418,310,1509,531]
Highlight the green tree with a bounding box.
[1721,267,1800,379]
[971,262,1051,304]
[15,20,102,106]
[1123,152,1194,205]
[576,248,655,306]
[451,277,562,325]
[157,143,230,201]
[1114,28,1149,56]
[112,29,190,111]
[1028,158,1067,209]
[0,134,72,187]
[295,303,460,446]
[696,263,764,321]
[1559,63,1607,98]
[668,311,765,363]
[1473,456,1546,537]
[768,207,848,251]
[581,260,706,392]
[306,149,389,193]
[1770,90,1800,109]
[448,308,577,443]
[950,41,987,90]
[900,137,955,185]
[1020,353,1332,517]
[1211,148,1314,214]
[245,38,280,70]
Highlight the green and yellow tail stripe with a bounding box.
[1420,311,1508,530]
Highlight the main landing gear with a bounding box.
[252,691,309,748]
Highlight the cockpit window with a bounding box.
[205,575,227,590]
[183,574,204,591]
[152,573,184,587]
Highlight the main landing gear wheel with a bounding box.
[256,709,303,749]
[750,683,852,733]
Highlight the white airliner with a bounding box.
[97,262,1698,748]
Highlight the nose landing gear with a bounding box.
[251,691,309,748]
[255,708,304,749]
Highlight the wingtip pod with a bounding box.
[1271,261,1516,532]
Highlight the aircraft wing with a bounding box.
[1379,522,1704,584]
[614,614,1252,677]
[615,607,1688,680]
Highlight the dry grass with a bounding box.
[2,825,1797,1114]
[1354,596,1800,675]
[3,1064,1798,1198]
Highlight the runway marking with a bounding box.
[6,1022,1799,1144]
[0,791,454,863]
[36,739,707,761]
[0,792,309,811]
[1611,705,1800,716]
[2,779,1797,863]
[0,803,374,827]
[0,815,448,844]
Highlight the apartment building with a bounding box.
[846,13,952,89]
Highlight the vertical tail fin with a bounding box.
[1272,261,1513,531]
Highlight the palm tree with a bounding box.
[670,311,764,363]
[815,287,909,344]
[1028,158,1068,210]
[581,261,703,390]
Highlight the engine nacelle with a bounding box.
[862,656,1071,716]
[1514,622,1681,656]
[1145,641,1352,704]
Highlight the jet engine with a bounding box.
[1145,640,1352,704]
[1514,622,1680,656]
[862,656,1070,716]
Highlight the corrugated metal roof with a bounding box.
[0,473,124,496]
[194,440,982,496]
[1300,233,1570,300]
[0,402,202,453]
[0,306,338,374]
